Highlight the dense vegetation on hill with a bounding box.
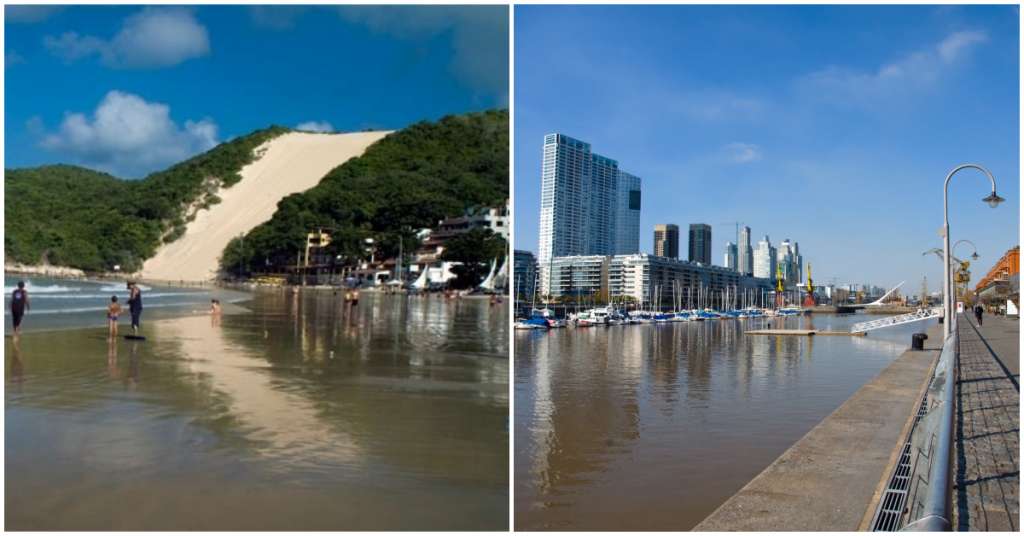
[5,126,289,272]
[220,109,509,276]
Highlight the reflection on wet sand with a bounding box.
[515,314,937,530]
[6,291,508,530]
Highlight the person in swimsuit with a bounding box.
[127,282,143,335]
[107,295,122,338]
[10,281,29,337]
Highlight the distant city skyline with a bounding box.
[514,5,1019,288]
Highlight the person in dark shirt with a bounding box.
[127,281,143,335]
[974,304,984,326]
[10,281,29,336]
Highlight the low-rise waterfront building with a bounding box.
[545,253,773,307]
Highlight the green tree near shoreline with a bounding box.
[222,109,509,276]
[5,126,289,272]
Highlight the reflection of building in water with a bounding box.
[527,329,642,496]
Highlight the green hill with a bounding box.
[220,109,509,275]
[5,126,289,272]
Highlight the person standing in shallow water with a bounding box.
[127,282,143,335]
[107,296,122,338]
[9,281,30,337]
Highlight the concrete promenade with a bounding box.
[954,313,1019,531]
[695,322,943,531]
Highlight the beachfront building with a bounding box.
[538,133,641,295]
[724,242,738,271]
[411,201,510,287]
[738,225,753,276]
[514,250,539,303]
[753,235,777,281]
[654,224,680,259]
[688,224,712,265]
[545,253,774,308]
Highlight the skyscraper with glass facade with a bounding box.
[538,133,642,294]
[689,223,712,265]
[738,225,753,276]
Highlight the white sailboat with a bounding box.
[411,265,430,290]
[478,259,498,292]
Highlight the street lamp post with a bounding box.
[942,164,1003,338]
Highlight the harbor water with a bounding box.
[6,289,509,530]
[514,312,937,530]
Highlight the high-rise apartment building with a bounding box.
[615,171,642,254]
[724,241,738,270]
[513,250,538,303]
[738,225,753,276]
[689,223,712,265]
[653,224,679,259]
[754,235,777,280]
[776,239,805,287]
[538,134,642,293]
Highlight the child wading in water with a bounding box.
[107,296,122,338]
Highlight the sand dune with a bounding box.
[140,131,391,282]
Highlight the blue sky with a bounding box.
[5,5,508,178]
[514,5,1019,290]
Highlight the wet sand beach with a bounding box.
[6,290,508,530]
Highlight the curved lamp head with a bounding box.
[971,252,980,260]
[983,192,1005,208]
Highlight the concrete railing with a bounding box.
[902,314,957,531]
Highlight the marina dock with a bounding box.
[744,329,867,337]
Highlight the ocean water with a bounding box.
[6,290,509,530]
[3,276,249,333]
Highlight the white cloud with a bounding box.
[724,143,762,164]
[295,121,334,133]
[6,5,62,23]
[337,5,508,102]
[799,30,988,103]
[39,90,219,178]
[937,30,988,63]
[44,8,210,69]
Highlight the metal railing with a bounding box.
[869,313,958,531]
[902,313,958,531]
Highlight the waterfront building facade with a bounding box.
[615,171,642,254]
[538,133,642,294]
[545,253,774,308]
[753,235,777,281]
[689,224,712,265]
[738,225,753,276]
[724,241,738,271]
[514,250,538,303]
[654,224,680,259]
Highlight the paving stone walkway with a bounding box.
[954,313,1019,531]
